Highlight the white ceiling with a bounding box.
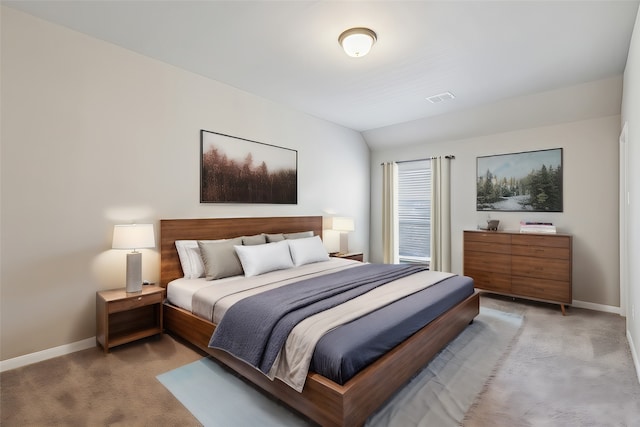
[4,1,639,149]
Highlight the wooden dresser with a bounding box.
[463,230,572,315]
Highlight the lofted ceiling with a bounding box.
[4,1,639,149]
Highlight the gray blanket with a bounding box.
[208,263,427,374]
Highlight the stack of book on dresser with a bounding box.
[519,221,556,233]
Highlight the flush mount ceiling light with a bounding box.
[338,27,377,58]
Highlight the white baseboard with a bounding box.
[0,337,96,373]
[627,330,640,385]
[572,299,621,315]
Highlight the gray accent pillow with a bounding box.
[283,231,314,240]
[264,233,285,243]
[198,237,244,280]
[242,234,267,246]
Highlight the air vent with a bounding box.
[426,91,456,104]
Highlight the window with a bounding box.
[397,160,431,265]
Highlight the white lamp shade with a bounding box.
[112,224,155,250]
[331,217,355,232]
[339,28,377,58]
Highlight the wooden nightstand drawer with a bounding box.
[108,292,163,314]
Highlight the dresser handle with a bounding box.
[137,297,142,301]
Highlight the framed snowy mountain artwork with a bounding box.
[476,148,563,212]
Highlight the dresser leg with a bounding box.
[560,304,566,316]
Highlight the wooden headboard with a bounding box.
[160,216,323,286]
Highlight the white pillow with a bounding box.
[176,239,226,279]
[175,240,205,279]
[288,235,330,267]
[185,246,206,279]
[234,240,294,277]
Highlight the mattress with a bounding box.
[166,259,474,386]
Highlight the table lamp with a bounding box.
[112,224,155,293]
[331,217,355,255]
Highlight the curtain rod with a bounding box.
[380,155,455,166]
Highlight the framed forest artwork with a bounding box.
[200,130,298,204]
[476,148,563,212]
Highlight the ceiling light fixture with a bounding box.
[338,27,377,58]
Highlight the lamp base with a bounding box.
[339,232,349,254]
[125,251,143,293]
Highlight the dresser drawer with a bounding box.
[108,292,163,314]
[464,252,511,274]
[511,245,570,260]
[464,240,511,255]
[512,255,570,282]
[466,270,511,293]
[464,231,511,245]
[511,234,571,248]
[512,277,571,303]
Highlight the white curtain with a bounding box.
[430,157,452,271]
[382,162,399,264]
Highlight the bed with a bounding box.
[160,216,479,427]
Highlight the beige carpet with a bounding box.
[2,295,640,426]
[1,335,205,426]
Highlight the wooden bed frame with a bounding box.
[160,216,479,427]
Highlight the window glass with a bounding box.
[397,160,431,264]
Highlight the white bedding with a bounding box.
[166,276,242,312]
[166,257,358,315]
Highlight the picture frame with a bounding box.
[200,130,298,204]
[476,148,563,212]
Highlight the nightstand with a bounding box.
[331,252,364,262]
[96,285,164,353]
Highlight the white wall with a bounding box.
[0,7,370,361]
[621,6,640,381]
[370,114,621,308]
